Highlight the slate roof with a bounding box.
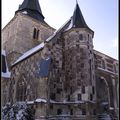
[59,3,94,33]
[64,3,94,33]
[73,3,88,28]
[15,0,45,23]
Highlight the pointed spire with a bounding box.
[72,2,88,28]
[72,2,93,32]
[16,0,45,23]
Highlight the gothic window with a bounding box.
[90,50,92,54]
[54,84,56,88]
[88,34,89,41]
[76,44,79,48]
[77,80,81,86]
[82,108,86,115]
[81,74,84,79]
[37,30,39,39]
[114,64,117,73]
[57,88,62,94]
[101,59,105,69]
[88,45,89,49]
[78,94,82,101]
[2,55,7,73]
[82,86,85,93]
[93,109,96,115]
[68,95,70,101]
[33,28,39,39]
[92,86,95,94]
[90,94,93,100]
[57,109,62,115]
[50,93,56,100]
[50,105,53,109]
[70,109,73,115]
[16,75,27,101]
[79,34,83,40]
[33,28,36,39]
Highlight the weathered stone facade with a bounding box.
[2,0,119,120]
[2,13,55,66]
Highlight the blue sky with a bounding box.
[2,0,118,59]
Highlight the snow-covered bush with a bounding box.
[2,102,35,120]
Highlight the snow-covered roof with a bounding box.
[2,49,6,56]
[35,98,47,103]
[2,72,11,78]
[26,98,47,105]
[27,101,34,104]
[26,99,95,105]
[64,18,73,31]
[12,42,45,66]
[50,100,95,104]
[2,50,11,78]
[46,17,71,42]
[45,31,57,42]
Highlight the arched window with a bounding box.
[101,59,105,69]
[33,28,36,39]
[114,64,117,73]
[33,28,39,39]
[16,75,27,101]
[79,34,83,40]
[2,54,6,73]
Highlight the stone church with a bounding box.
[1,0,119,119]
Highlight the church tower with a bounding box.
[2,0,55,66]
[62,3,96,119]
[2,1,118,119]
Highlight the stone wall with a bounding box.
[2,12,119,119]
[9,47,50,118]
[43,28,97,119]
[1,77,10,106]
[63,29,96,101]
[2,13,55,65]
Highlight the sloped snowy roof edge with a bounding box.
[12,42,45,66]
[45,17,72,42]
[2,72,11,78]
[50,100,96,104]
[26,98,47,104]
[35,98,47,103]
[2,49,6,55]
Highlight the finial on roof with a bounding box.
[76,0,78,4]
[72,2,93,33]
